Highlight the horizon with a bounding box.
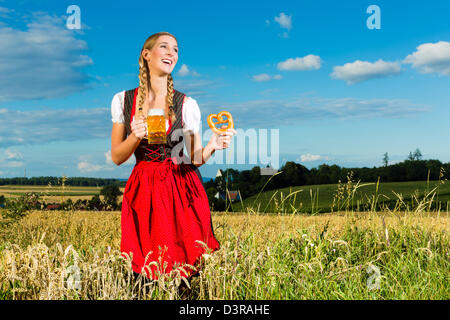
[3,155,448,181]
[1,1,450,179]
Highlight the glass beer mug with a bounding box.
[145,108,167,144]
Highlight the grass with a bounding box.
[0,209,448,300]
[231,180,450,214]
[0,173,448,300]
[3,179,450,213]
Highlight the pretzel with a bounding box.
[207,111,234,135]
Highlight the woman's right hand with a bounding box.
[209,125,237,151]
[131,115,147,140]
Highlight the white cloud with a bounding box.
[0,11,93,101]
[6,161,23,168]
[277,55,322,71]
[253,73,283,82]
[274,13,292,31]
[253,74,271,82]
[177,64,200,77]
[105,150,134,166]
[78,153,111,174]
[178,64,190,76]
[78,150,135,174]
[403,41,450,76]
[299,154,328,162]
[105,151,114,166]
[77,161,104,173]
[5,148,23,160]
[331,59,401,84]
[0,148,24,168]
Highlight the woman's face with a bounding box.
[143,35,178,76]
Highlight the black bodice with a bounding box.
[123,88,186,163]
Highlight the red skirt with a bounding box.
[120,157,220,280]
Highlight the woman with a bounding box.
[110,32,236,280]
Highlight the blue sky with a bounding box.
[0,0,450,179]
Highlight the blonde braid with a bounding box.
[137,55,148,118]
[167,73,176,123]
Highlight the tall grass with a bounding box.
[236,169,450,215]
[0,172,448,300]
[0,209,448,299]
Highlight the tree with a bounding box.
[407,151,415,161]
[1,192,40,223]
[215,176,226,194]
[317,164,332,185]
[413,148,422,161]
[100,185,122,210]
[88,195,102,211]
[205,187,225,212]
[383,152,389,167]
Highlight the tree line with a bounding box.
[1,150,448,213]
[0,185,124,225]
[203,156,450,211]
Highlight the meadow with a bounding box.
[233,179,450,214]
[0,209,448,299]
[2,178,450,213]
[0,185,123,203]
[0,178,448,300]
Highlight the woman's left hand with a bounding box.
[210,126,237,151]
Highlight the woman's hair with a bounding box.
[138,32,177,123]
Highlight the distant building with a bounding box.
[45,203,61,210]
[260,165,278,176]
[215,190,242,202]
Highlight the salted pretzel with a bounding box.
[207,111,234,135]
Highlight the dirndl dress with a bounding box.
[120,87,220,280]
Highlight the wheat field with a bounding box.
[0,208,448,300]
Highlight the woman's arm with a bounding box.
[111,115,146,165]
[185,126,237,167]
[185,131,215,167]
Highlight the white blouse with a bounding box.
[110,91,201,134]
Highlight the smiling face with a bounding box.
[142,35,178,76]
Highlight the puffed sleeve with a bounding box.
[182,97,201,134]
[111,91,125,124]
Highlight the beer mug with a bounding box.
[145,108,167,144]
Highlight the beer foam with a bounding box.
[147,108,165,116]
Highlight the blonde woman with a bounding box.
[110,32,236,281]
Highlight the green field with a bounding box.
[230,180,450,213]
[2,180,450,214]
[0,185,103,201]
[0,182,448,300]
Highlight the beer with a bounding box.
[146,108,166,144]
